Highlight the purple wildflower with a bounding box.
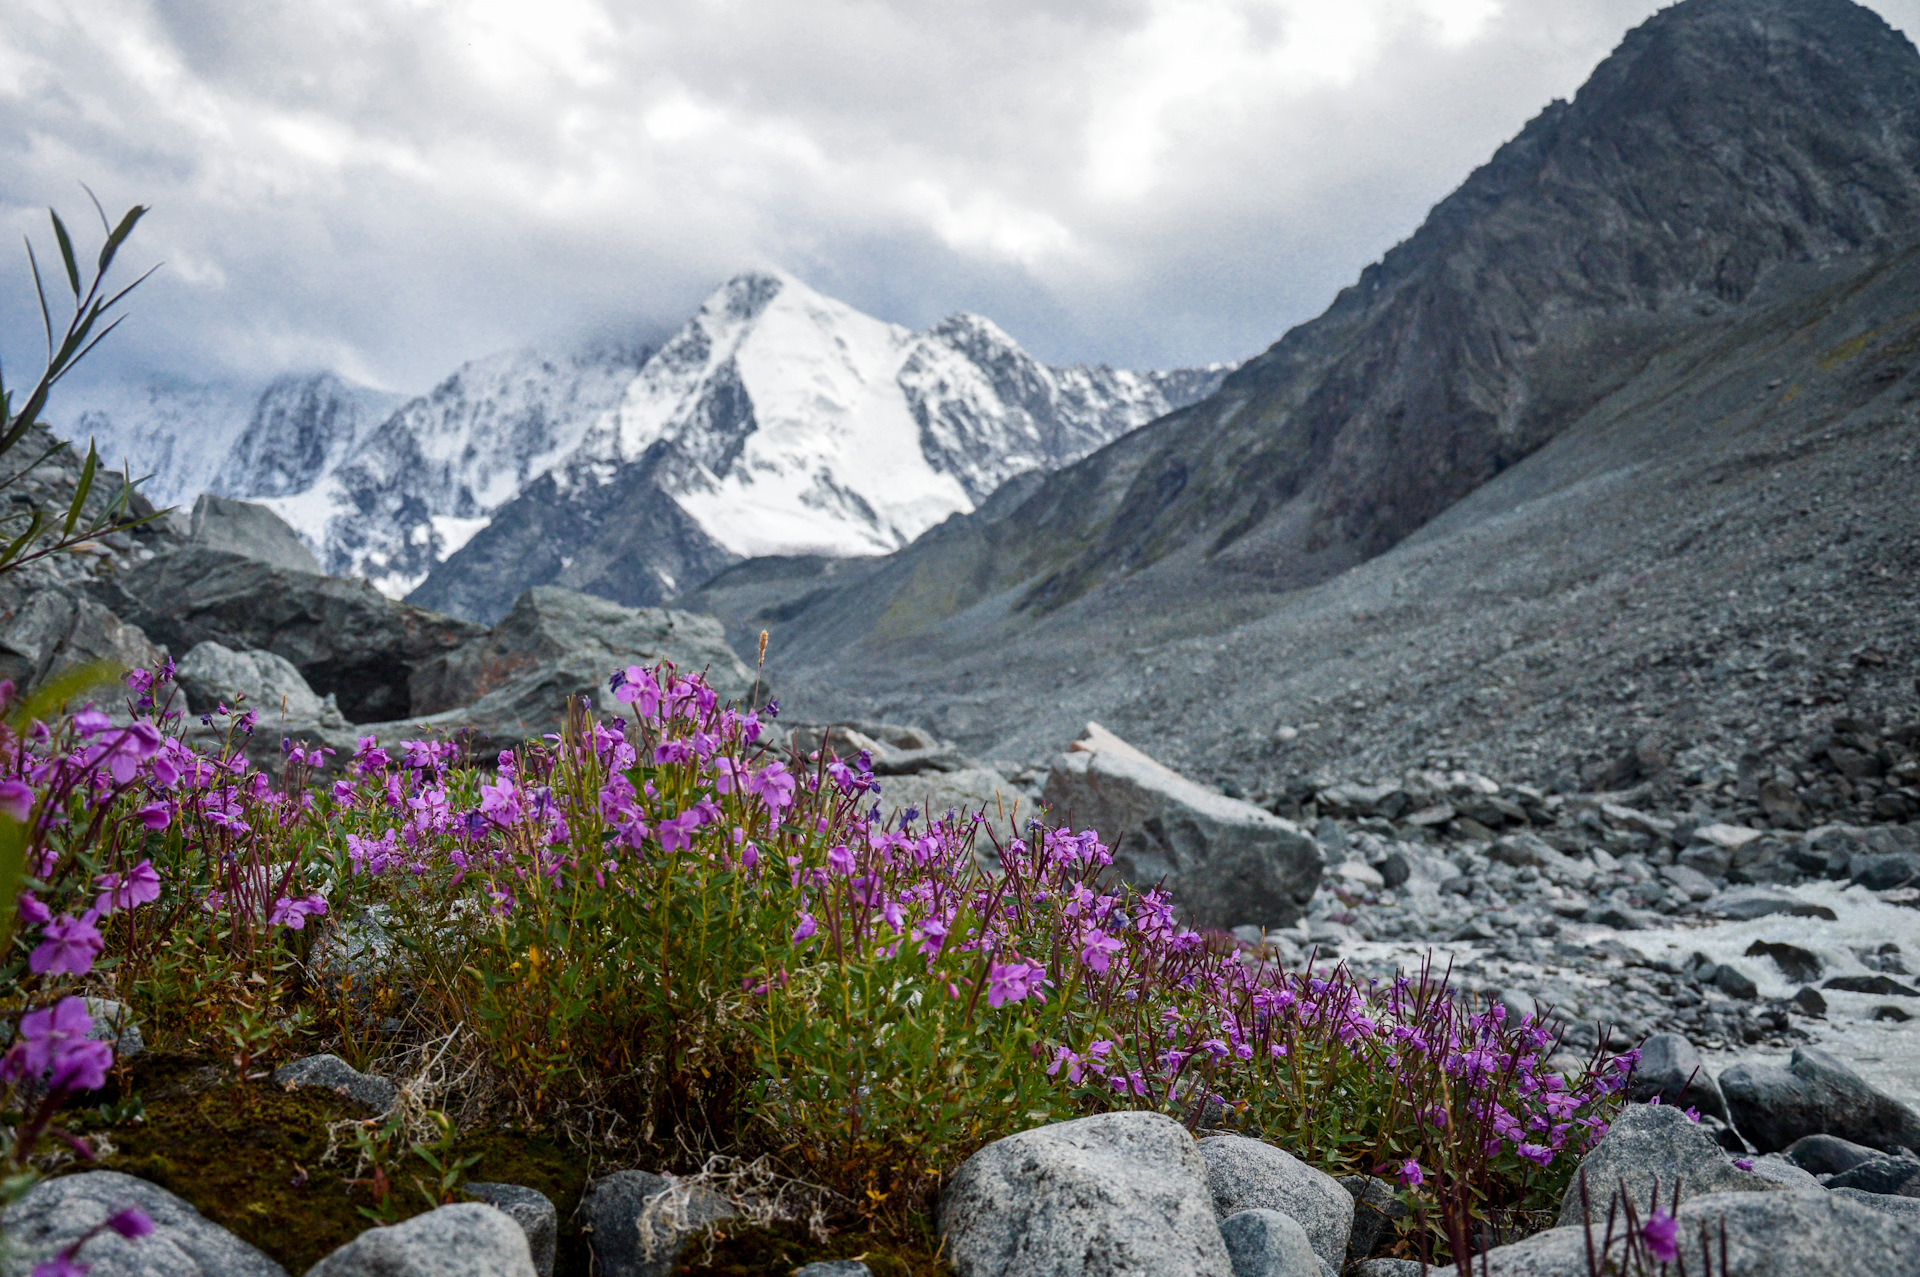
[30,912,105,976]
[1641,1211,1679,1263]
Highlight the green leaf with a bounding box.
[98,204,149,274]
[62,442,98,537]
[50,210,81,299]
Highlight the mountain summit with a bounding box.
[405,270,1223,620]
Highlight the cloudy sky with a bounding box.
[4,0,1919,397]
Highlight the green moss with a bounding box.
[669,1218,953,1277]
[60,1052,596,1275]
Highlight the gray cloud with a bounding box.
[4,0,1919,397]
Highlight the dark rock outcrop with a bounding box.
[187,494,320,574]
[101,547,483,721]
[1720,1046,1920,1153]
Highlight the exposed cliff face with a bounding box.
[853,0,1920,625]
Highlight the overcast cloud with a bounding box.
[5,0,1920,396]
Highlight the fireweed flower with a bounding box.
[986,960,1047,1008]
[1078,925,1125,973]
[1398,1159,1425,1188]
[93,860,161,915]
[0,779,32,821]
[791,913,818,944]
[30,912,105,976]
[1641,1211,1679,1263]
[106,1209,154,1239]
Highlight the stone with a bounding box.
[1625,1033,1729,1123]
[1659,862,1718,901]
[0,1169,288,1277]
[1827,1155,1920,1195]
[1851,852,1920,891]
[793,1264,873,1277]
[306,1203,535,1277]
[0,584,163,696]
[1351,1262,1423,1277]
[1831,1188,1920,1222]
[1197,1134,1353,1274]
[1786,1132,1884,1175]
[1339,1175,1408,1259]
[407,585,757,716]
[1793,986,1828,1016]
[1705,888,1837,921]
[1477,1189,1920,1276]
[882,766,1025,826]
[272,1053,398,1112]
[940,1111,1231,1277]
[1044,725,1323,930]
[463,1184,557,1277]
[1218,1209,1323,1277]
[188,494,322,574]
[104,547,485,722]
[1823,974,1920,996]
[582,1170,733,1277]
[1719,1045,1920,1153]
[1745,940,1823,983]
[1378,852,1412,889]
[1694,822,1765,849]
[176,640,331,722]
[1554,1102,1788,1227]
[80,998,144,1061]
[1713,964,1758,1000]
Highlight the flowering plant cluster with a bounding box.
[0,656,1630,1258]
[309,662,1628,1232]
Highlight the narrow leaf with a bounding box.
[50,210,81,299]
[99,204,149,275]
[25,240,54,357]
[62,443,98,537]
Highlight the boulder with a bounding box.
[1786,1132,1885,1176]
[1554,1102,1789,1227]
[1044,724,1324,930]
[1340,1175,1408,1260]
[272,1053,398,1112]
[1705,888,1837,921]
[883,766,1026,826]
[1625,1033,1730,1123]
[463,1184,557,1277]
[408,586,756,716]
[102,547,484,722]
[1197,1134,1353,1273]
[1719,1046,1920,1153]
[1850,852,1920,891]
[1459,1189,1920,1277]
[1826,1155,1920,1195]
[794,1264,873,1277]
[1218,1209,1325,1277]
[1832,1188,1920,1222]
[176,640,333,722]
[581,1170,733,1277]
[187,494,321,574]
[0,1169,287,1277]
[1746,940,1823,983]
[0,583,163,695]
[940,1111,1231,1277]
[305,1203,535,1277]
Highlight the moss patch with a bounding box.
[670,1219,953,1277]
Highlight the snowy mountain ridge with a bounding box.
[59,270,1230,611]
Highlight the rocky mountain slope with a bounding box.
[408,271,1225,621]
[702,0,1920,797]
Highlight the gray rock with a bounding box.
[940,1111,1231,1277]
[0,584,163,696]
[176,640,330,721]
[882,766,1025,826]
[581,1170,733,1277]
[1827,1155,1920,1195]
[1851,851,1920,891]
[1462,1189,1920,1276]
[1626,1033,1729,1122]
[1786,1132,1883,1175]
[1706,888,1837,921]
[1720,1046,1920,1153]
[1044,724,1324,930]
[1832,1187,1920,1221]
[0,1169,287,1277]
[1745,1154,1819,1190]
[1746,940,1823,983]
[1823,973,1920,996]
[463,1184,556,1277]
[272,1053,397,1112]
[1658,862,1718,901]
[1554,1102,1789,1227]
[1713,963,1759,1000]
[105,547,485,722]
[1197,1134,1353,1274]
[1351,1262,1423,1277]
[84,998,144,1061]
[188,494,321,574]
[306,1203,535,1277]
[793,1265,873,1277]
[407,585,757,717]
[1219,1209,1322,1277]
[1339,1175,1408,1260]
